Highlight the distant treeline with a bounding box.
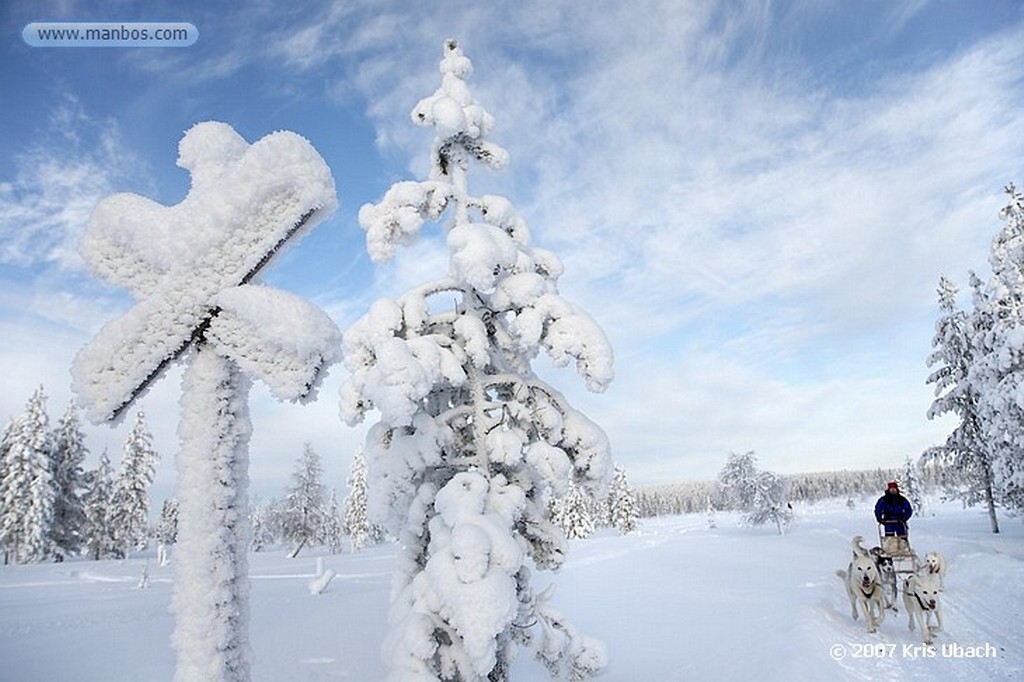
[636,463,952,518]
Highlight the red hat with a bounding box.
[886,481,899,492]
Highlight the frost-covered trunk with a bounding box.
[172,345,252,682]
[983,462,1000,534]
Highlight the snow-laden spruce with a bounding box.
[71,121,340,682]
[108,410,158,559]
[283,443,328,558]
[340,40,613,681]
[0,387,54,564]
[558,481,596,540]
[606,465,638,534]
[342,450,373,551]
[83,449,116,560]
[49,400,89,561]
[155,498,179,567]
[323,490,344,555]
[924,274,1001,532]
[924,276,1000,526]
[960,183,1024,516]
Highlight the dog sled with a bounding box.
[877,522,919,572]
[875,522,920,608]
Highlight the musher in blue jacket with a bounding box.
[875,481,913,554]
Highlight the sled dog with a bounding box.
[922,551,947,588]
[837,536,885,633]
[869,545,898,611]
[903,572,942,644]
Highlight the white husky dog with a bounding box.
[903,572,942,644]
[837,536,886,633]
[922,551,948,588]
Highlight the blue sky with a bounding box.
[2,1,1024,502]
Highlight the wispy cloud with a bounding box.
[515,10,1024,317]
[0,95,150,271]
[315,2,1024,477]
[4,0,1020,488]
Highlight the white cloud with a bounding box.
[573,345,956,484]
[0,96,150,271]
[5,1,1021,494]
[324,3,1024,479]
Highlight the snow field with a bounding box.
[0,500,1021,681]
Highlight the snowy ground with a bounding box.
[1,499,1021,681]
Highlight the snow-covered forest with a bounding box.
[0,387,159,565]
[0,384,980,562]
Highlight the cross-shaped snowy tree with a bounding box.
[72,121,340,682]
[341,40,614,680]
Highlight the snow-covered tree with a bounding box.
[924,274,1000,532]
[49,400,89,560]
[718,451,790,533]
[155,498,179,566]
[109,411,159,558]
[744,470,792,535]
[258,497,289,549]
[342,451,371,551]
[71,120,339,681]
[323,490,344,555]
[0,417,16,563]
[901,456,925,515]
[606,465,638,534]
[591,492,611,529]
[340,40,613,680]
[283,443,327,557]
[83,449,116,560]
[156,498,179,544]
[561,480,595,540]
[967,183,1024,515]
[0,387,55,563]
[717,451,759,511]
[0,418,12,537]
[249,500,268,552]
